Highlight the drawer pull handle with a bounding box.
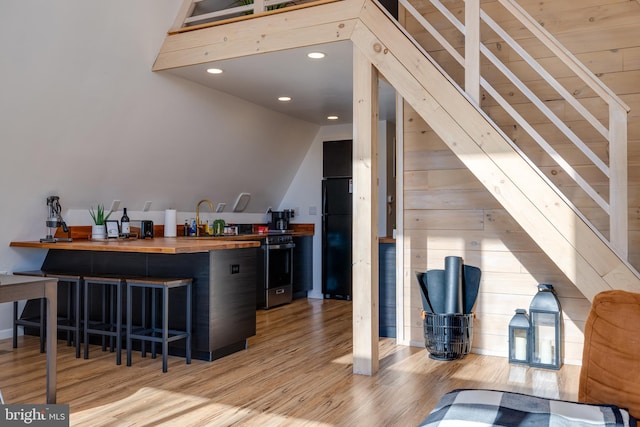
[276,289,285,295]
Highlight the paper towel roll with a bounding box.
[164,209,177,237]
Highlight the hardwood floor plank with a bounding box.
[0,298,581,426]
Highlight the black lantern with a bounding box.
[508,309,530,364]
[529,284,562,370]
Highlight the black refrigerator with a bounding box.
[322,140,353,300]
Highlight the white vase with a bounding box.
[91,224,106,240]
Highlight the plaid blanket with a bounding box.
[420,389,637,427]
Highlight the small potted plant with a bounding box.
[89,204,113,239]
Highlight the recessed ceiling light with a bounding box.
[327,115,339,120]
[278,96,292,102]
[307,52,326,59]
[206,68,223,74]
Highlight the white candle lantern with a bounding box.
[529,284,562,370]
[508,309,530,364]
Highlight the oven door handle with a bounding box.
[264,243,296,250]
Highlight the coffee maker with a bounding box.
[269,209,294,231]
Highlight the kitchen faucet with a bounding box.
[195,199,214,236]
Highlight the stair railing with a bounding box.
[169,0,327,33]
[398,0,630,258]
[166,0,630,258]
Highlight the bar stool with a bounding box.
[49,273,83,358]
[84,276,125,365]
[13,270,46,353]
[126,277,192,373]
[13,271,83,357]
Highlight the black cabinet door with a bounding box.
[322,214,352,299]
[323,139,352,178]
[322,178,353,216]
[210,248,257,349]
[293,235,313,297]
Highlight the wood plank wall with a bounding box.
[401,0,640,362]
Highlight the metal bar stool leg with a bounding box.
[65,282,72,346]
[74,279,82,358]
[151,288,157,360]
[115,279,122,365]
[108,285,115,352]
[162,286,169,372]
[101,285,107,352]
[126,283,133,367]
[141,287,147,358]
[186,282,192,365]
[13,301,19,349]
[84,280,90,360]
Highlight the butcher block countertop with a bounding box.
[10,224,314,254]
[10,237,260,254]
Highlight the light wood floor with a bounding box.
[0,298,581,426]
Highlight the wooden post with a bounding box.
[394,95,405,345]
[609,102,628,259]
[170,0,197,32]
[352,45,380,376]
[396,0,407,348]
[465,0,480,105]
[254,0,265,14]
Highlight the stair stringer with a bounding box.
[353,0,640,302]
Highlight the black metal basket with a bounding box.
[423,312,474,361]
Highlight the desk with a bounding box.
[0,275,58,403]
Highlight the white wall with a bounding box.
[0,0,320,337]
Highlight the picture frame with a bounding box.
[105,220,120,238]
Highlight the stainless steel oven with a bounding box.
[257,234,295,309]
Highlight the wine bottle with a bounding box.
[121,207,130,238]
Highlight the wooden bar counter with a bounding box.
[10,236,260,254]
[10,237,261,362]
